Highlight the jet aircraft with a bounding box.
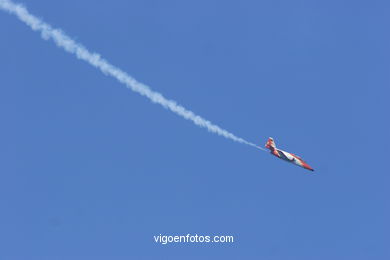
[265,137,314,171]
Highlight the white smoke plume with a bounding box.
[0,0,266,151]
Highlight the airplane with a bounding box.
[265,137,314,171]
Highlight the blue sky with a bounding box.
[0,0,389,259]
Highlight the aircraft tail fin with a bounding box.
[265,137,276,149]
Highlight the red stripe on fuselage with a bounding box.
[296,157,314,171]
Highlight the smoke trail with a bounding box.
[0,0,266,151]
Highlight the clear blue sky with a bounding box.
[1,0,389,259]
